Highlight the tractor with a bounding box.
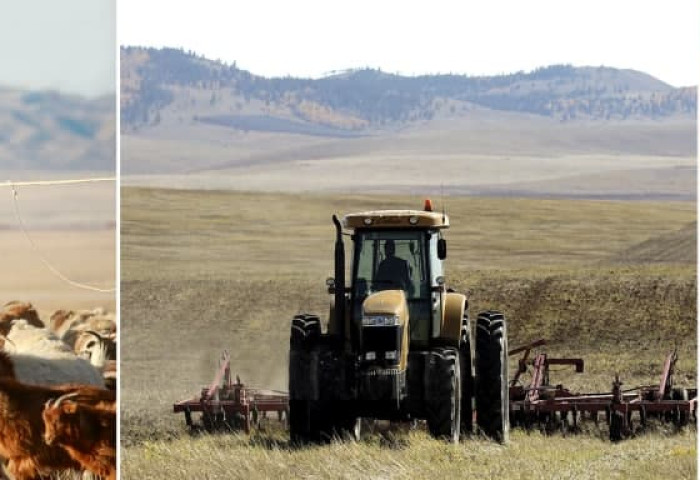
[288,201,509,443]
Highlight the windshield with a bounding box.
[353,230,427,301]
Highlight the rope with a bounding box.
[1,178,115,187]
[7,179,116,294]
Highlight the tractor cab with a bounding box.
[341,203,449,347]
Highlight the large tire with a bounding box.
[324,404,361,442]
[426,347,461,443]
[289,400,311,443]
[289,314,321,443]
[340,415,362,442]
[476,310,509,443]
[290,314,321,350]
[460,314,474,435]
[315,350,353,442]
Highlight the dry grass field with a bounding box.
[121,187,695,479]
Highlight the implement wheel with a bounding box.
[475,310,509,443]
[672,388,690,427]
[609,410,624,442]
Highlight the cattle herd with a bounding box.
[0,301,117,480]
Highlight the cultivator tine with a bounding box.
[612,374,623,404]
[658,350,677,400]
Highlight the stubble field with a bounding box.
[120,187,696,479]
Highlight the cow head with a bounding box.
[0,301,44,335]
[49,309,74,333]
[43,393,80,446]
[74,330,116,367]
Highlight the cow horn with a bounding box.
[52,392,79,408]
[83,330,103,340]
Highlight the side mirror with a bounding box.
[326,277,335,294]
[437,239,447,259]
[431,276,446,293]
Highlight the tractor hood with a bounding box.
[362,290,408,322]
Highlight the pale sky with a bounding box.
[119,0,699,87]
[0,0,115,97]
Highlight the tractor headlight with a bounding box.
[362,314,400,327]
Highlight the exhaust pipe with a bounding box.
[332,215,345,343]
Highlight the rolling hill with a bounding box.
[0,87,115,171]
[120,46,696,201]
[612,221,697,264]
[121,46,696,134]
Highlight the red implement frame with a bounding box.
[508,340,697,440]
[173,351,289,433]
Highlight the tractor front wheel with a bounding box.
[426,347,461,443]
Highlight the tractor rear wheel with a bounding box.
[460,314,474,435]
[289,314,321,443]
[426,347,461,443]
[290,314,321,349]
[476,310,509,443]
[289,400,311,443]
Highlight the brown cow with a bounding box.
[49,308,116,350]
[47,310,72,333]
[0,302,43,336]
[42,394,116,480]
[0,357,114,480]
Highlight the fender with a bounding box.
[439,292,467,346]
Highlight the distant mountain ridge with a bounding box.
[121,46,696,134]
[0,87,115,171]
